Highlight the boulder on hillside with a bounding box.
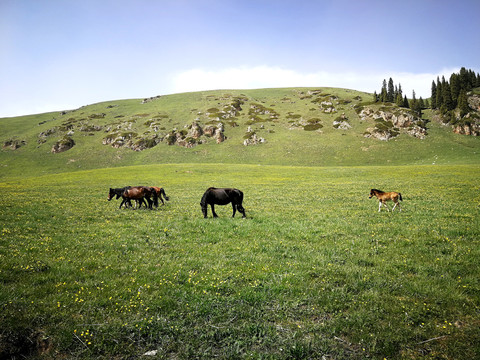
[243,127,265,146]
[3,139,26,150]
[186,122,203,139]
[51,136,75,153]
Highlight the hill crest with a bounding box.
[1,87,479,178]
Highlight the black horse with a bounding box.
[108,187,134,208]
[200,187,246,218]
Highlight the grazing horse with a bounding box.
[108,187,133,208]
[369,189,403,212]
[200,187,246,218]
[117,186,158,209]
[151,186,170,205]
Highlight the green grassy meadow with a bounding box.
[1,163,479,359]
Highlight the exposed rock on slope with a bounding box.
[51,136,75,153]
[361,106,427,141]
[3,139,26,150]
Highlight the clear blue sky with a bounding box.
[1,0,479,117]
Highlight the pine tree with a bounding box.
[395,92,404,107]
[436,77,443,109]
[380,79,387,102]
[411,90,422,117]
[431,80,437,109]
[450,73,460,108]
[442,79,453,111]
[458,90,470,117]
[419,97,425,109]
[403,95,409,108]
[387,78,395,102]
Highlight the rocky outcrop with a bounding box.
[51,136,75,153]
[141,95,161,104]
[468,94,480,111]
[243,126,265,146]
[333,113,351,130]
[432,93,480,136]
[3,139,26,150]
[38,127,57,144]
[166,121,226,147]
[361,106,427,140]
[453,122,480,136]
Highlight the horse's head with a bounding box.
[108,188,115,201]
[200,200,207,218]
[369,189,382,198]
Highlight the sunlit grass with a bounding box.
[0,164,479,359]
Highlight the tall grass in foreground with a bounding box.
[0,164,479,359]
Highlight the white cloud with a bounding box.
[171,66,462,99]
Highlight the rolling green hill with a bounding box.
[1,87,478,178]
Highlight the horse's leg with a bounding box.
[211,204,218,218]
[146,197,153,209]
[231,203,236,217]
[237,203,246,218]
[378,201,382,212]
[384,201,389,211]
[392,201,397,211]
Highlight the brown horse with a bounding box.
[200,187,246,218]
[151,186,170,205]
[120,186,158,209]
[369,189,403,212]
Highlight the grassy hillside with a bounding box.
[1,87,478,179]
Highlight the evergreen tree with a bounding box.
[387,78,395,102]
[411,90,422,117]
[431,80,437,109]
[450,73,460,108]
[403,95,409,108]
[380,79,388,102]
[395,92,404,107]
[373,91,378,102]
[436,77,443,109]
[419,97,425,109]
[459,67,469,90]
[442,79,453,111]
[458,90,470,117]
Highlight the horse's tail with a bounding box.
[149,187,158,207]
[160,188,170,201]
[398,193,403,201]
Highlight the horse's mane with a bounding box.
[371,189,384,193]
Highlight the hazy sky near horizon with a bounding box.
[1,0,479,117]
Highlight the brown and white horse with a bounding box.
[369,189,403,212]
